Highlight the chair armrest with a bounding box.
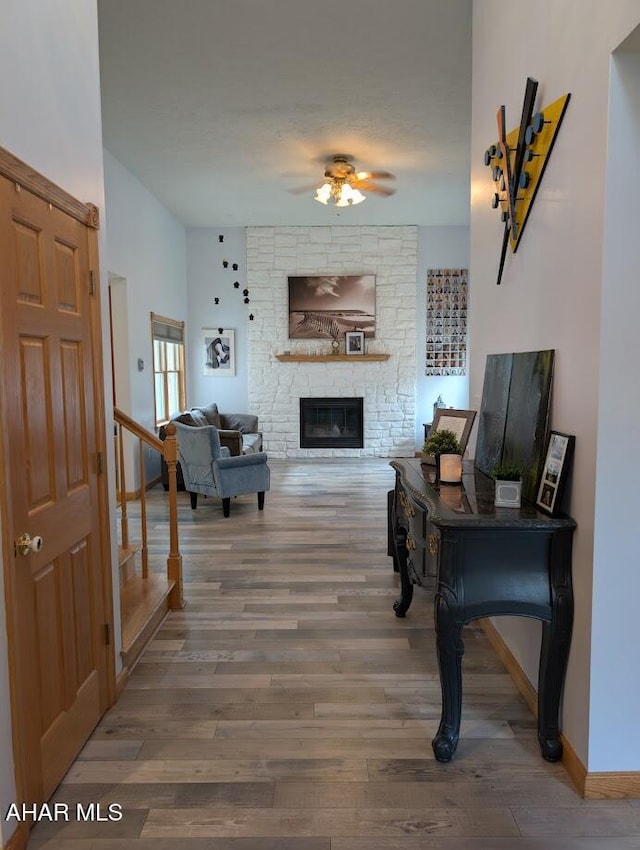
[216,451,268,470]
[217,429,242,456]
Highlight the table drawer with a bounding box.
[400,489,439,588]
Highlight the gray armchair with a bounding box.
[175,422,270,517]
[159,403,263,491]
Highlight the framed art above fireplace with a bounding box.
[288,274,375,340]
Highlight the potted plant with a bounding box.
[491,463,523,508]
[423,429,463,483]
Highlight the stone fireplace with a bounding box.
[299,397,364,449]
[246,226,417,458]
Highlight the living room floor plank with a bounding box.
[28,458,640,848]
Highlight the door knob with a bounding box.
[15,533,43,557]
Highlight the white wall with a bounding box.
[103,147,189,502]
[471,0,640,771]
[0,1,106,843]
[103,150,188,433]
[109,274,139,494]
[247,226,417,458]
[187,228,249,412]
[415,226,470,449]
[592,45,640,770]
[188,225,470,450]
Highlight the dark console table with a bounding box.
[388,458,575,764]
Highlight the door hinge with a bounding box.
[104,623,111,646]
[96,452,104,475]
[89,270,96,295]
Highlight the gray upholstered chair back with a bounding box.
[175,422,270,516]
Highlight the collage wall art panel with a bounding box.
[426,268,468,376]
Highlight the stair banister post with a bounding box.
[138,437,149,579]
[163,423,184,609]
[118,422,129,548]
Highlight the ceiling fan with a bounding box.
[291,154,396,206]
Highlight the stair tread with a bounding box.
[118,544,140,568]
[121,574,175,662]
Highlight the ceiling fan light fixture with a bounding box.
[303,155,394,207]
[316,179,367,207]
[314,182,332,204]
[336,183,364,207]
[348,187,366,205]
[334,183,351,207]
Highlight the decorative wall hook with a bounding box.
[233,281,240,289]
[249,314,255,321]
[232,263,238,271]
[244,297,250,304]
[214,297,220,305]
[243,289,249,297]
[223,260,229,268]
[218,234,224,242]
[218,327,224,334]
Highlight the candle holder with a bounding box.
[439,453,463,485]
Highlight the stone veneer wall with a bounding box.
[246,226,417,458]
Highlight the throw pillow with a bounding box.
[223,413,255,434]
[188,409,208,427]
[196,403,222,428]
[174,412,196,426]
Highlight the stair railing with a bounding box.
[113,407,184,609]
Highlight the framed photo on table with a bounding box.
[345,331,365,355]
[423,408,477,464]
[536,431,575,515]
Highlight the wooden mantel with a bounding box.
[275,353,390,363]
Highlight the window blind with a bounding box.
[151,313,184,343]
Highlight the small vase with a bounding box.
[494,479,522,508]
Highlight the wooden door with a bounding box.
[0,170,111,803]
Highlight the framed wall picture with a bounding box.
[536,431,575,515]
[288,275,376,339]
[202,329,235,376]
[425,268,468,376]
[423,408,477,464]
[345,330,365,355]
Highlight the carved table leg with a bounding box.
[432,585,464,762]
[537,577,574,759]
[392,529,414,618]
[536,530,574,761]
[387,489,400,572]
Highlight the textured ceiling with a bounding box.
[98,0,472,227]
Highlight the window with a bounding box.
[151,312,186,426]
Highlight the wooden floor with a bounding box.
[30,459,640,849]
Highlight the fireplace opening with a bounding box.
[299,397,364,449]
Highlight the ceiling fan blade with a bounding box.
[356,170,395,181]
[352,180,396,196]
[368,185,396,197]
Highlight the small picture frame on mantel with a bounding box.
[345,331,365,356]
